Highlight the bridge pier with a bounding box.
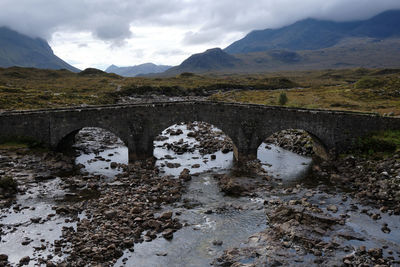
[127,134,155,163]
[233,145,258,163]
[128,150,154,162]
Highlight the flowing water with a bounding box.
[113,123,313,266]
[2,124,398,266]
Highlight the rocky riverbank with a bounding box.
[1,125,399,266]
[0,147,188,266]
[214,152,400,266]
[265,129,314,157]
[314,153,400,214]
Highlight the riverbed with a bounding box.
[0,123,399,266]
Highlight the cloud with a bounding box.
[1,0,400,44]
[2,0,400,68]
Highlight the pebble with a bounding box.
[327,204,338,213]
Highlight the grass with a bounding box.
[209,68,400,115]
[0,66,399,116]
[0,141,29,149]
[350,130,400,158]
[0,67,297,110]
[0,136,45,149]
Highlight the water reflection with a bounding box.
[258,143,312,181]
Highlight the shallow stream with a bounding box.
[1,124,399,266]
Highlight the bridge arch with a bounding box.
[153,121,236,174]
[55,125,129,155]
[150,120,238,160]
[257,128,329,160]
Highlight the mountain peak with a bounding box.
[164,48,241,75]
[224,9,400,54]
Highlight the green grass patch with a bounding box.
[0,136,43,149]
[355,77,385,89]
[352,130,400,156]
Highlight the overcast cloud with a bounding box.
[1,0,399,69]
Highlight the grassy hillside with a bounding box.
[0,67,296,110]
[0,66,399,116]
[210,68,400,115]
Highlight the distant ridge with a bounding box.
[0,27,79,72]
[164,48,241,75]
[105,63,171,77]
[158,10,400,76]
[225,10,400,54]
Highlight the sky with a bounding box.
[1,0,400,70]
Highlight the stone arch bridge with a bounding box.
[0,101,399,161]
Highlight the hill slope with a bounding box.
[0,27,79,72]
[225,10,400,54]
[160,38,400,75]
[164,48,241,75]
[105,63,171,77]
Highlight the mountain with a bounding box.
[161,38,400,75]
[0,27,79,72]
[233,38,400,72]
[158,10,400,75]
[105,63,171,77]
[164,48,241,75]
[225,10,400,54]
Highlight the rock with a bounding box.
[110,162,118,169]
[147,219,161,230]
[156,252,168,256]
[30,217,41,223]
[371,213,381,220]
[162,229,174,240]
[76,163,85,169]
[19,256,30,265]
[160,211,173,220]
[368,248,383,258]
[166,162,181,168]
[164,155,175,160]
[0,254,8,261]
[213,240,223,246]
[217,175,246,196]
[221,146,231,154]
[210,155,216,160]
[381,225,391,234]
[104,210,117,219]
[179,168,191,181]
[55,206,70,214]
[191,164,200,169]
[187,132,196,138]
[21,237,32,246]
[327,205,338,213]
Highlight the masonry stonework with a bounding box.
[0,101,399,162]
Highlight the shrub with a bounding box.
[278,92,288,105]
[180,72,195,77]
[354,77,385,89]
[353,130,400,155]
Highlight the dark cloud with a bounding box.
[0,0,399,46]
